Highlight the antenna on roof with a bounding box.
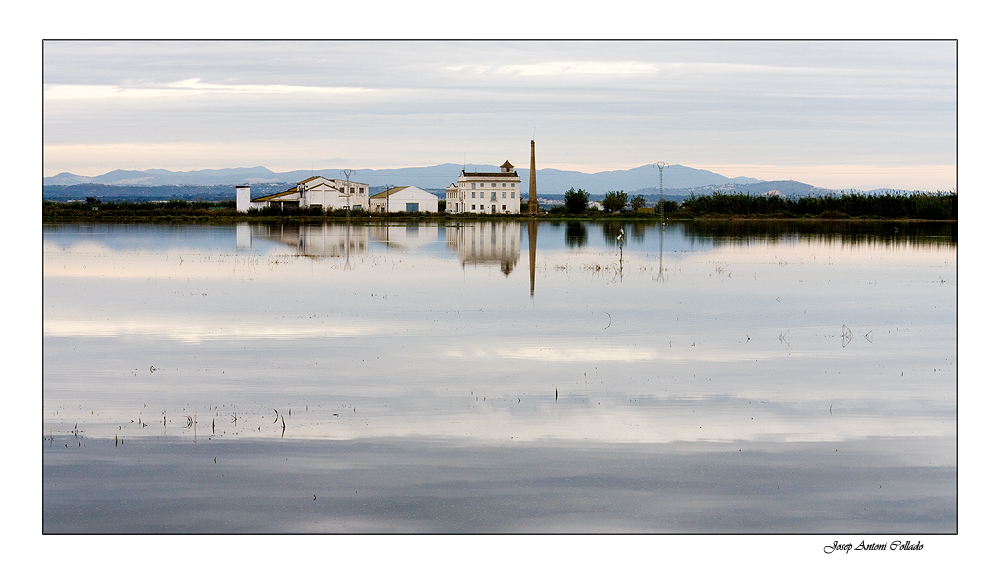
[463,152,466,172]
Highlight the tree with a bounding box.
[630,194,646,211]
[602,190,627,213]
[655,199,679,215]
[564,188,589,214]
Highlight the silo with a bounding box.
[236,185,251,213]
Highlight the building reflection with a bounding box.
[368,224,439,251]
[242,221,528,281]
[236,222,252,250]
[445,221,520,275]
[247,222,370,257]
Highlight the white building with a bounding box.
[236,185,252,213]
[242,176,370,211]
[447,161,521,214]
[370,186,438,213]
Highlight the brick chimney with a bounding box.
[528,140,538,215]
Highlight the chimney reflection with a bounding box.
[528,219,537,297]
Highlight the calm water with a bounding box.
[43,220,956,533]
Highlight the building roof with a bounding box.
[460,171,519,178]
[370,186,408,199]
[500,160,514,169]
[251,189,300,202]
[297,175,368,184]
[371,185,438,199]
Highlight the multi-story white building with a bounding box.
[244,176,370,211]
[446,161,521,214]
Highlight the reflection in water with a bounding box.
[682,219,957,248]
[657,222,665,282]
[602,222,627,247]
[445,220,520,275]
[42,220,956,533]
[565,221,587,248]
[529,219,537,297]
[250,222,370,257]
[236,222,251,250]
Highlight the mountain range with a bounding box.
[44,164,833,197]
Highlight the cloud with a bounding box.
[44,78,373,100]
[447,61,658,76]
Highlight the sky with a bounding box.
[43,40,957,191]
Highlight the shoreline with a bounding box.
[42,211,958,224]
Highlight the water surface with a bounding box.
[43,220,956,533]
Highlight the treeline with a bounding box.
[43,199,243,222]
[44,199,448,223]
[43,190,958,222]
[42,183,294,202]
[684,191,956,219]
[547,188,956,220]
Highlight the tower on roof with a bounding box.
[500,160,514,173]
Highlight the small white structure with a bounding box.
[236,185,252,213]
[241,176,371,211]
[370,186,438,213]
[448,161,521,214]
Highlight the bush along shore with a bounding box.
[42,191,956,223]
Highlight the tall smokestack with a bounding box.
[528,140,538,215]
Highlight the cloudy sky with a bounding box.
[43,40,955,190]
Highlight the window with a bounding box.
[491,192,496,201]
[480,192,484,198]
[502,192,507,199]
[406,203,419,212]
[491,183,496,187]
[502,183,507,187]
[502,205,507,211]
[480,205,484,210]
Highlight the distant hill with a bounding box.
[43,164,925,203]
[630,180,835,199]
[44,163,765,196]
